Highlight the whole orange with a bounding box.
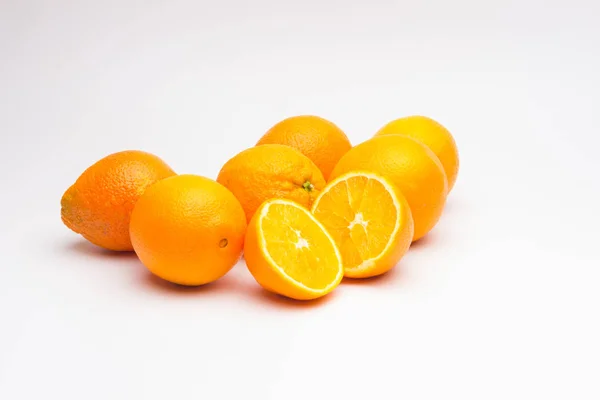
[256,115,351,180]
[217,144,326,222]
[129,174,246,286]
[330,135,448,241]
[61,150,176,251]
[375,116,460,191]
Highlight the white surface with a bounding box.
[1,1,599,399]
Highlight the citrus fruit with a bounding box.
[60,150,176,251]
[217,144,326,222]
[256,115,352,180]
[244,199,343,300]
[330,135,448,241]
[129,174,246,286]
[375,115,459,191]
[311,171,414,278]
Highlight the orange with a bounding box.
[375,116,460,191]
[330,135,448,241]
[311,171,414,278]
[129,174,246,286]
[244,199,343,300]
[256,115,352,180]
[60,150,175,251]
[217,144,326,222]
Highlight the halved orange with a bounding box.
[311,171,414,278]
[244,199,344,300]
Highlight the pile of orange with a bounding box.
[61,115,459,301]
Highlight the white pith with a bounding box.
[291,229,310,249]
[295,237,309,249]
[348,212,369,230]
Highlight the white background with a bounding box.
[1,0,599,399]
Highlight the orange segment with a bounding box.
[244,199,344,300]
[312,172,414,278]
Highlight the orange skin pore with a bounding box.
[375,115,459,192]
[61,150,176,251]
[256,115,352,180]
[217,144,326,223]
[130,175,247,286]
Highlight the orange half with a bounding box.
[311,171,414,278]
[244,199,344,300]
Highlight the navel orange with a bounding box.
[256,115,352,180]
[330,135,448,241]
[244,199,343,300]
[217,144,326,222]
[130,174,246,286]
[312,171,414,278]
[60,150,176,251]
[375,116,460,191]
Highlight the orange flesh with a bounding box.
[312,175,398,269]
[261,202,340,290]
